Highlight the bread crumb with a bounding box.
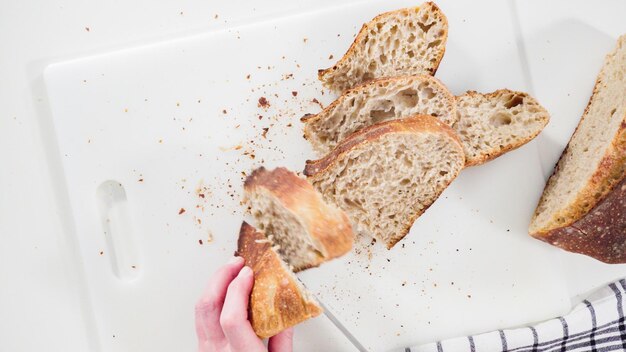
[311,98,323,109]
[258,97,270,108]
[328,54,334,59]
[178,208,186,215]
[291,91,298,97]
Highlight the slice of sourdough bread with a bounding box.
[529,35,626,263]
[304,116,465,248]
[455,89,550,166]
[244,167,354,271]
[319,2,448,93]
[303,74,457,155]
[236,222,322,338]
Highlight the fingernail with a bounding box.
[240,266,253,277]
[229,256,243,265]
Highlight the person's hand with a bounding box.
[195,256,294,352]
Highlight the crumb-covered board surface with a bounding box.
[44,0,572,351]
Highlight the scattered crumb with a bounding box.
[99,251,104,255]
[258,97,270,108]
[262,127,269,138]
[303,37,308,43]
[199,239,203,245]
[138,178,144,182]
[85,27,90,32]
[214,14,219,19]
[124,108,128,113]
[311,98,323,109]
[246,74,251,79]
[222,109,227,114]
[131,265,136,269]
[178,208,186,215]
[291,91,298,97]
[329,54,334,60]
[176,102,180,107]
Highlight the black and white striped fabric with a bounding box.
[404,279,626,352]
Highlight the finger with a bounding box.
[220,266,264,351]
[195,256,245,345]
[268,328,294,352]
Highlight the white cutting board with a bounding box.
[43,0,571,350]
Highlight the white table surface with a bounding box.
[1,1,625,351]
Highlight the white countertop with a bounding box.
[1,1,625,351]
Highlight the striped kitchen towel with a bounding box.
[405,279,626,352]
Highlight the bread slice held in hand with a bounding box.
[529,35,626,264]
[244,167,354,271]
[454,89,550,166]
[304,116,465,248]
[236,222,322,338]
[319,2,448,93]
[303,74,457,155]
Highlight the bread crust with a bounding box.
[304,115,464,177]
[304,115,465,248]
[244,167,354,271]
[534,177,626,264]
[318,2,448,92]
[458,89,550,167]
[235,222,322,338]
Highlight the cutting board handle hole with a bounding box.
[96,180,142,281]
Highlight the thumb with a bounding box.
[268,328,294,352]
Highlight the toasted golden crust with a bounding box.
[235,222,322,338]
[244,167,354,270]
[318,2,448,92]
[304,115,464,177]
[534,177,626,263]
[458,89,551,167]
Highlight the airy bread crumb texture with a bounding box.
[247,189,323,271]
[310,131,464,247]
[304,75,456,155]
[530,35,626,234]
[455,89,550,166]
[319,2,447,92]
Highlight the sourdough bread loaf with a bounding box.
[529,35,626,263]
[236,222,322,338]
[319,2,448,93]
[304,115,465,248]
[303,74,456,155]
[244,167,354,271]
